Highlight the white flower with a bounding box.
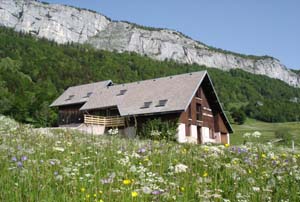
[243,133,251,138]
[108,128,119,135]
[55,175,63,181]
[150,130,161,137]
[174,163,188,173]
[129,165,137,172]
[252,131,261,138]
[85,173,92,178]
[142,186,152,194]
[252,187,260,192]
[53,147,65,152]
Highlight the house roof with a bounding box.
[50,80,112,107]
[80,71,207,116]
[50,71,233,133]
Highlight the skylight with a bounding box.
[156,99,168,107]
[83,92,93,98]
[65,95,75,101]
[117,89,127,96]
[140,101,152,109]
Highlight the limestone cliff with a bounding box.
[1,0,299,86]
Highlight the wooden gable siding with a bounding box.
[179,86,213,127]
[58,103,84,125]
[214,114,229,134]
[179,84,229,134]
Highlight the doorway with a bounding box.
[197,126,202,144]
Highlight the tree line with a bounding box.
[0,27,300,126]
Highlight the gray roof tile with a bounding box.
[50,80,112,107]
[80,71,207,116]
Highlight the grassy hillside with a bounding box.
[1,26,300,126]
[0,116,300,201]
[232,119,300,146]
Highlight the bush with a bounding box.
[231,108,246,125]
[275,129,292,144]
[138,118,177,141]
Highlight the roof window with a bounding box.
[140,101,152,109]
[65,95,75,101]
[155,99,168,107]
[83,92,93,98]
[117,89,127,96]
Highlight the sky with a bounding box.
[44,0,300,69]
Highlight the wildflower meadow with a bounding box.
[0,115,300,201]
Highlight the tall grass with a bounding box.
[0,116,300,201]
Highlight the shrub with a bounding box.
[275,129,292,144]
[138,118,177,141]
[231,108,246,125]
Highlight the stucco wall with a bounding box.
[177,123,187,143]
[186,125,198,143]
[201,127,223,144]
[120,127,136,138]
[77,124,105,135]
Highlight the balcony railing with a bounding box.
[84,114,125,127]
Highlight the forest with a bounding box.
[1,26,300,126]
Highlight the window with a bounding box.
[117,89,127,96]
[196,89,201,98]
[188,105,192,119]
[65,95,74,101]
[209,128,215,139]
[140,101,152,109]
[155,99,168,107]
[196,103,202,121]
[186,124,191,136]
[83,92,93,98]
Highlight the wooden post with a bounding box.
[134,115,137,136]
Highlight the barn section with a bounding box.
[178,75,231,144]
[50,80,113,126]
[51,71,232,144]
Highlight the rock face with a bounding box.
[1,0,299,87]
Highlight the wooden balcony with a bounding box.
[84,114,125,127]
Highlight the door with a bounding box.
[197,126,202,144]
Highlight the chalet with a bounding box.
[50,71,232,144]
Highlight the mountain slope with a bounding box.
[1,27,300,126]
[1,0,299,87]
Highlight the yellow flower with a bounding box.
[80,187,85,192]
[182,148,187,154]
[99,200,104,202]
[93,193,97,197]
[99,190,103,194]
[86,194,90,199]
[123,179,132,185]
[248,169,252,174]
[261,154,266,158]
[180,187,185,192]
[225,143,230,147]
[131,191,138,197]
[203,171,208,177]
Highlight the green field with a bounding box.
[1,115,300,201]
[231,118,300,146]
